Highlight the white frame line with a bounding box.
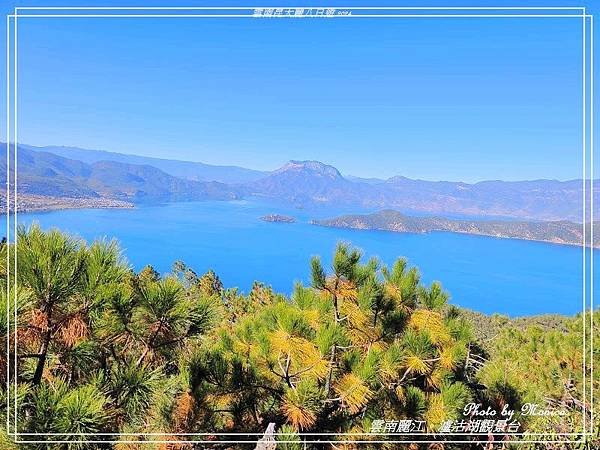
[4,13,9,439]
[590,14,595,436]
[582,6,587,437]
[4,6,594,446]
[13,6,590,11]
[12,9,17,439]
[6,14,592,18]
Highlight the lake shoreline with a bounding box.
[311,221,598,249]
[9,196,597,250]
[10,196,597,249]
[311,209,599,249]
[0,194,134,214]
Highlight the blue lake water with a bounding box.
[15,199,593,317]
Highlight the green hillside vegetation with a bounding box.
[0,225,597,449]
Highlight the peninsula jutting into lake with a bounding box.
[313,209,600,248]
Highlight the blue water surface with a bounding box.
[15,199,593,316]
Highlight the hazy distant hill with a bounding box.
[314,209,600,247]
[2,144,97,198]
[1,144,239,202]
[381,176,593,221]
[22,144,267,184]
[248,160,596,221]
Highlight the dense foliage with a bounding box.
[0,225,597,449]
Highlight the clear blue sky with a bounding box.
[1,1,594,182]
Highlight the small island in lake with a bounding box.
[260,214,296,223]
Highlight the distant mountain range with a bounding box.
[314,209,600,248]
[3,143,597,222]
[20,144,267,184]
[1,144,239,202]
[242,159,596,222]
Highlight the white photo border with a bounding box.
[4,5,595,446]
